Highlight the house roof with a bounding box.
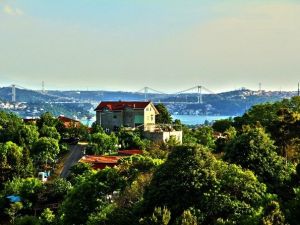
[118,150,143,155]
[79,155,122,164]
[58,115,80,123]
[94,101,156,112]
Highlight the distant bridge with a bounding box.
[7,84,225,105]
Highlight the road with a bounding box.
[60,144,84,178]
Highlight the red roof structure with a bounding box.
[94,101,151,111]
[58,115,81,128]
[118,150,143,156]
[79,155,122,169]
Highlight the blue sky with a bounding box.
[1,0,300,92]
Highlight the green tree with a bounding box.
[39,125,61,140]
[17,125,39,149]
[88,132,118,155]
[36,112,58,129]
[5,202,23,224]
[39,208,55,225]
[142,145,268,224]
[32,137,60,167]
[140,207,171,225]
[155,104,172,124]
[261,201,286,225]
[0,111,23,143]
[194,126,215,149]
[224,127,294,192]
[212,118,233,133]
[60,168,125,225]
[0,142,24,183]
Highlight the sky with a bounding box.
[0,0,300,93]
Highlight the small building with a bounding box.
[58,115,81,128]
[94,101,159,132]
[79,155,122,170]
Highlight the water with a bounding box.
[80,115,232,127]
[172,115,231,125]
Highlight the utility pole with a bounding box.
[12,84,16,103]
[197,85,203,104]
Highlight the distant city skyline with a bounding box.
[1,0,300,92]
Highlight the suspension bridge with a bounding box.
[6,84,226,105]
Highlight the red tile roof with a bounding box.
[94,101,151,111]
[118,150,143,155]
[80,155,122,164]
[58,115,80,123]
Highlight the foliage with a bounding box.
[17,125,39,149]
[39,208,55,225]
[60,167,126,225]
[194,126,215,149]
[2,177,43,209]
[32,137,60,166]
[224,127,294,192]
[87,132,118,155]
[117,130,149,150]
[45,178,72,201]
[155,103,172,124]
[0,111,23,143]
[140,207,171,225]
[36,112,58,129]
[15,215,40,225]
[5,202,24,224]
[261,201,286,225]
[142,145,268,224]
[0,142,32,183]
[213,118,233,133]
[39,125,61,140]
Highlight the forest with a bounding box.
[0,97,300,225]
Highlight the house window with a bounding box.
[113,115,117,119]
[151,115,154,121]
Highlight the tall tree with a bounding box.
[155,104,172,124]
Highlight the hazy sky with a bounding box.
[0,0,300,93]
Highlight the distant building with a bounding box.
[58,115,81,128]
[94,101,159,132]
[94,101,182,144]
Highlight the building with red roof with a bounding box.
[58,115,81,128]
[79,155,122,170]
[94,101,159,132]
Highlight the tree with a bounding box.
[39,208,55,225]
[155,104,172,124]
[212,118,233,133]
[2,177,43,209]
[88,132,118,155]
[224,127,294,192]
[32,137,60,167]
[261,201,286,225]
[60,168,126,225]
[140,207,171,225]
[5,202,23,224]
[0,111,23,143]
[17,125,39,149]
[117,130,149,150]
[194,126,215,149]
[142,145,268,224]
[36,112,58,129]
[39,125,61,140]
[0,142,24,183]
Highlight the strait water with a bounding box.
[81,115,232,127]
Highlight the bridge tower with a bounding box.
[144,86,149,101]
[197,85,203,104]
[12,84,16,103]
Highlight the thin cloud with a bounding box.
[3,4,24,16]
